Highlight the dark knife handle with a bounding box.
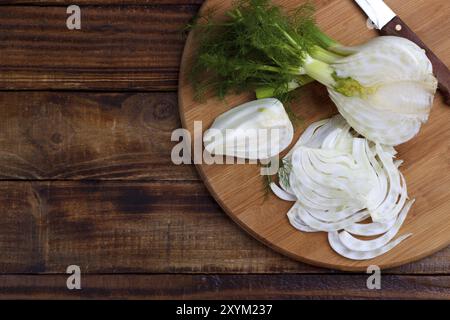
[380,16,450,105]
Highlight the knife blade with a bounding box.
[355,0,450,105]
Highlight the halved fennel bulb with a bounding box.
[328,37,438,146]
[271,115,413,260]
[203,98,293,160]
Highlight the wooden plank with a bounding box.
[1,1,204,4]
[0,183,43,273]
[0,91,198,180]
[43,180,307,274]
[0,180,322,274]
[0,274,449,299]
[0,5,198,90]
[0,180,448,274]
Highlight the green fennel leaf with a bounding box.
[189,0,326,102]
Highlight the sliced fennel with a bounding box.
[328,232,412,261]
[271,115,414,260]
[203,98,293,160]
[337,200,414,251]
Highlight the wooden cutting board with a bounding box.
[178,0,450,271]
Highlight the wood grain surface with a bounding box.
[1,274,449,299]
[0,5,198,90]
[0,0,448,299]
[0,92,197,180]
[178,0,450,271]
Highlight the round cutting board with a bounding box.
[178,0,450,271]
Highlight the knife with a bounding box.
[355,0,450,105]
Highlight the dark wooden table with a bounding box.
[0,0,448,299]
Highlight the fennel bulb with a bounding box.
[203,98,293,160]
[327,36,438,145]
[263,36,437,146]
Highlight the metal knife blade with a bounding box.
[354,0,395,29]
[354,0,450,105]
